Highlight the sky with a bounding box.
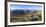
[10,4,42,10]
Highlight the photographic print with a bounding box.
[7,2,45,25]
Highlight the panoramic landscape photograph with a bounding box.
[10,4,42,22]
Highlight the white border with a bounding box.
[7,2,44,25]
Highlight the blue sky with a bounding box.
[10,4,42,10]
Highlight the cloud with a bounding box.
[10,4,42,10]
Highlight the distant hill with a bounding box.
[10,10,38,16]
